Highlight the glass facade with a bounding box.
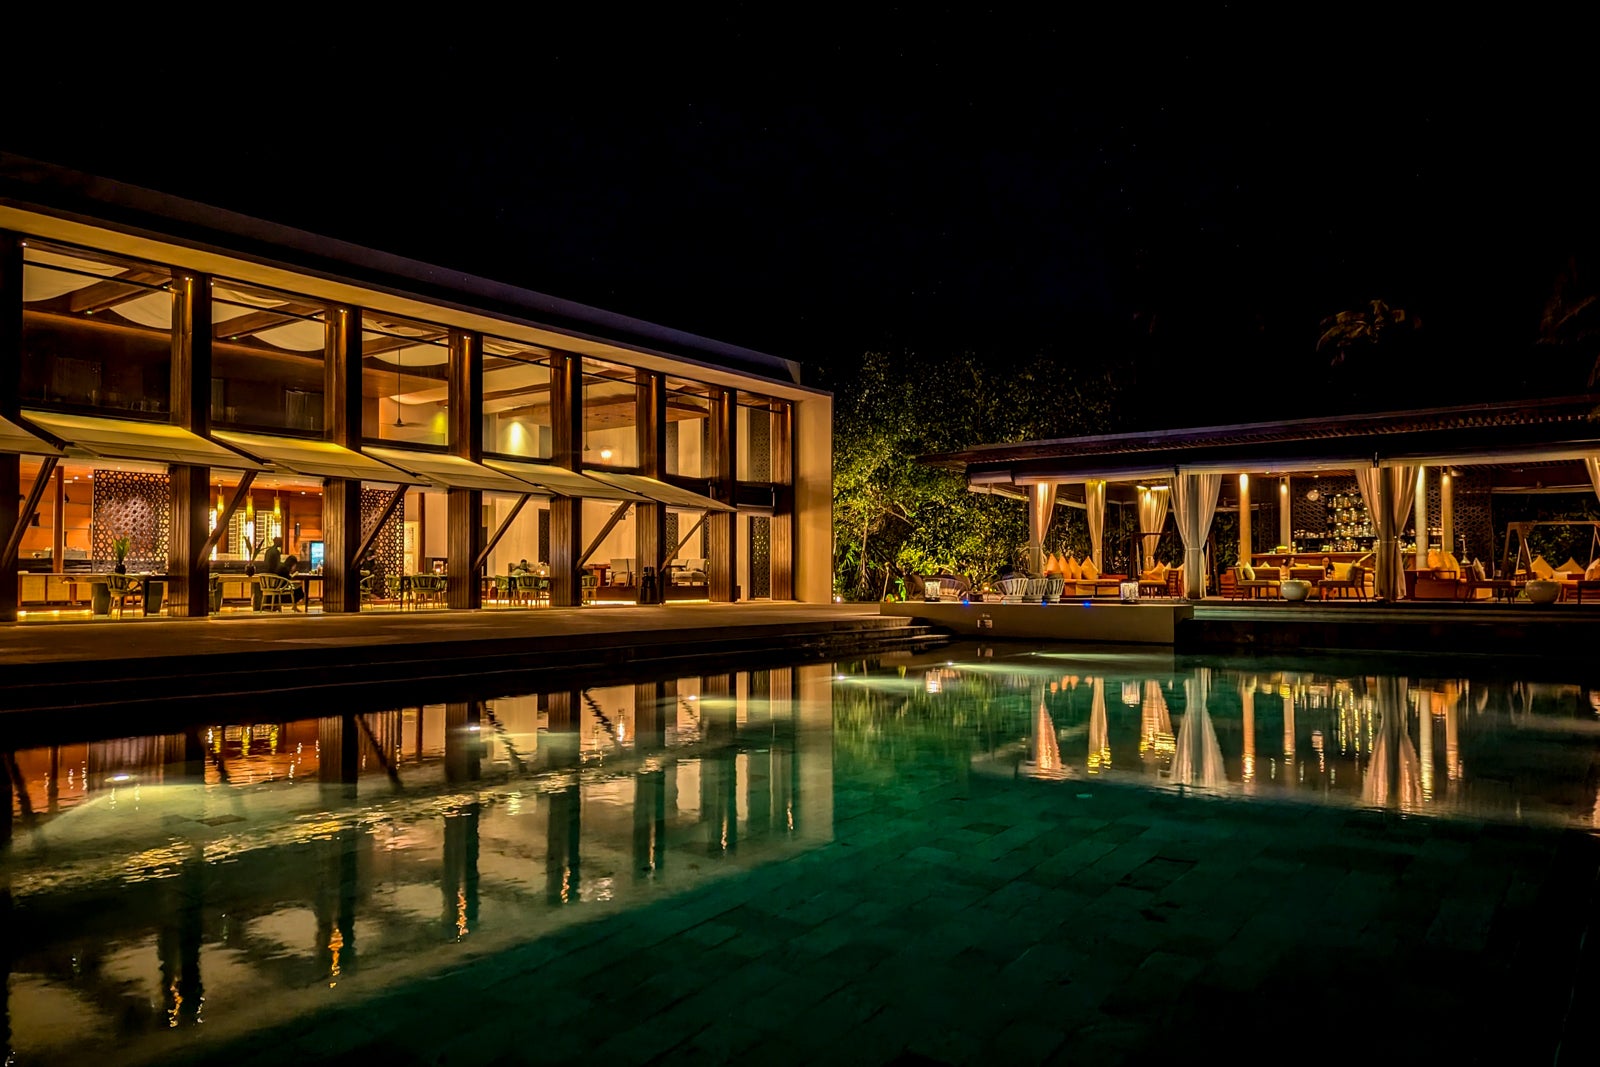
[5,217,810,616]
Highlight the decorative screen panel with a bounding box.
[360,486,404,598]
[91,470,169,570]
[750,516,771,598]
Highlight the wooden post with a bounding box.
[323,306,362,612]
[548,353,583,606]
[0,233,20,621]
[1441,470,1455,559]
[770,401,795,599]
[706,387,738,601]
[635,370,667,576]
[1279,476,1292,549]
[51,466,64,574]
[1237,473,1251,568]
[166,272,212,617]
[446,330,483,609]
[1414,465,1430,566]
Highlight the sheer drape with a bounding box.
[1171,473,1221,598]
[1354,465,1416,599]
[1362,675,1422,810]
[1027,483,1058,575]
[1085,480,1106,570]
[1137,488,1166,571]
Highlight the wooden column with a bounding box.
[548,353,583,606]
[51,467,64,573]
[1376,466,1398,601]
[1237,473,1251,568]
[0,234,22,622]
[446,330,483,609]
[770,401,795,599]
[706,387,738,601]
[323,306,362,612]
[166,272,212,617]
[635,371,667,576]
[1441,470,1455,559]
[1414,465,1430,565]
[1279,476,1292,549]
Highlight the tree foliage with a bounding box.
[831,350,1119,600]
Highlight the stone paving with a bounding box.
[179,763,1600,1066]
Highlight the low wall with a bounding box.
[880,600,1192,644]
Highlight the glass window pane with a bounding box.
[664,378,713,479]
[583,358,640,469]
[21,241,174,418]
[482,338,552,459]
[362,312,450,447]
[212,279,329,433]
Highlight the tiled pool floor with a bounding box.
[177,768,1600,1066]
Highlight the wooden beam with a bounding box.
[477,493,532,572]
[194,471,256,570]
[67,267,170,314]
[577,501,632,569]
[2,456,57,570]
[355,485,408,565]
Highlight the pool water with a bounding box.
[4,643,1599,1064]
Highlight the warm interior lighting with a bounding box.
[600,448,613,460]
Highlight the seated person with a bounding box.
[282,555,306,605]
[511,558,531,576]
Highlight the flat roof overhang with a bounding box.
[211,429,425,485]
[22,410,267,470]
[0,414,64,457]
[586,472,735,512]
[364,446,544,494]
[940,396,1600,486]
[483,458,648,502]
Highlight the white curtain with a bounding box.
[1171,473,1221,598]
[1138,487,1166,571]
[1140,679,1174,763]
[1085,480,1106,570]
[1174,668,1226,788]
[1028,483,1058,575]
[1354,465,1416,600]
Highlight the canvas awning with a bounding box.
[22,410,266,470]
[212,429,426,485]
[364,446,543,494]
[0,414,64,457]
[586,471,735,512]
[484,458,649,502]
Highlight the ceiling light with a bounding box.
[600,448,613,460]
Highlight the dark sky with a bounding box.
[6,17,1597,416]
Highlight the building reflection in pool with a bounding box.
[0,665,836,1066]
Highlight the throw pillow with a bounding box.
[1426,549,1443,570]
[1530,555,1555,580]
[1081,557,1099,580]
[1331,563,1353,581]
[1239,563,1256,582]
[1471,558,1487,581]
[1441,551,1461,575]
[1560,557,1585,577]
[1064,556,1081,580]
[1586,559,1600,581]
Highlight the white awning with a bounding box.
[484,458,649,502]
[212,430,426,485]
[0,415,64,457]
[364,446,544,494]
[586,471,735,512]
[22,410,266,470]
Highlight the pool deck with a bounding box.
[0,604,935,722]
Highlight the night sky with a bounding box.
[6,18,1596,426]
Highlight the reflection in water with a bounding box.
[8,649,1600,1065]
[1,666,832,1066]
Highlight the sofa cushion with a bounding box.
[1586,559,1600,581]
[1330,563,1353,581]
[1080,557,1099,580]
[1471,558,1487,581]
[1239,563,1256,582]
[1559,557,1585,577]
[1529,555,1554,579]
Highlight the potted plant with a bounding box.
[111,535,131,575]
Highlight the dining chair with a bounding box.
[106,573,143,619]
[257,573,298,612]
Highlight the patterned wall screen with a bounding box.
[91,470,169,570]
[360,486,404,598]
[664,512,678,560]
[747,408,771,482]
[538,509,550,565]
[750,516,771,598]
